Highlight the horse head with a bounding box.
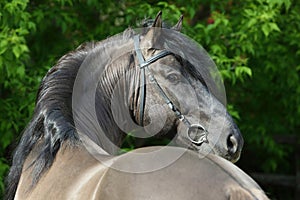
[73,12,243,162]
[136,12,243,162]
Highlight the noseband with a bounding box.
[133,35,208,145]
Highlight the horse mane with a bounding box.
[4,42,96,200]
[5,28,136,199]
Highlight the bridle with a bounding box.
[133,34,209,145]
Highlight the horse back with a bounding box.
[97,147,269,200]
[15,145,269,200]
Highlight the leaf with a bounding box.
[247,18,257,28]
[220,69,232,80]
[262,23,270,37]
[243,67,252,77]
[16,66,25,77]
[269,22,281,32]
[227,104,240,120]
[12,45,21,58]
[12,44,29,59]
[0,40,8,55]
[234,66,252,83]
[211,44,223,54]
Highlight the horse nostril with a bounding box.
[227,134,238,155]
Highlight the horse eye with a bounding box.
[167,74,180,83]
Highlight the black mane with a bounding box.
[5,42,98,200]
[5,28,138,199]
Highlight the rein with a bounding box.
[133,35,208,145]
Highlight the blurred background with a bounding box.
[0,0,299,199]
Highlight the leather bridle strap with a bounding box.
[134,35,146,125]
[134,35,172,125]
[133,34,208,145]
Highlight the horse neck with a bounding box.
[94,54,138,154]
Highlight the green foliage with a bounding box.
[0,0,36,196]
[0,0,299,198]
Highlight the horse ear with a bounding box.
[152,11,163,28]
[139,11,164,53]
[172,15,183,32]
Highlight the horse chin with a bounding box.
[231,155,241,163]
[174,136,241,163]
[210,146,242,163]
[227,150,242,163]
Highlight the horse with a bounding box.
[5,12,249,199]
